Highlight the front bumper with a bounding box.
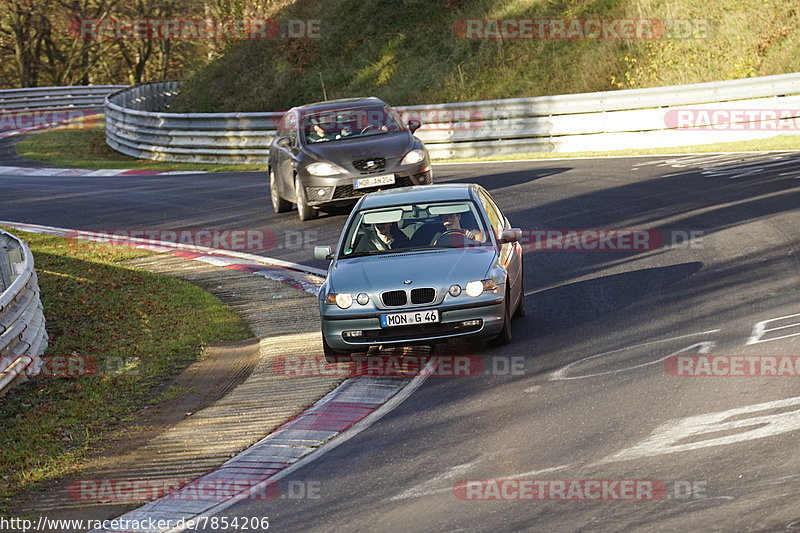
[321,300,505,352]
[300,167,433,207]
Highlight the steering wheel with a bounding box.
[360,124,379,134]
[432,229,469,246]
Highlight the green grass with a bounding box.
[0,229,252,512]
[437,134,800,162]
[14,122,265,172]
[169,0,800,113]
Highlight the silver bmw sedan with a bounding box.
[314,183,525,361]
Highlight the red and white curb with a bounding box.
[0,221,323,293]
[102,369,434,533]
[0,165,206,177]
[0,221,435,532]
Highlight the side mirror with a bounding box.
[407,119,421,133]
[314,245,333,260]
[499,229,522,244]
[275,136,291,148]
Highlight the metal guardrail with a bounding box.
[0,230,48,397]
[104,73,800,163]
[0,85,126,112]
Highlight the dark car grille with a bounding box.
[353,157,387,173]
[410,288,436,304]
[332,176,415,200]
[381,290,407,307]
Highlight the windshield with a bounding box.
[301,106,403,144]
[338,200,491,259]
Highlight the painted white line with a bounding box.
[388,462,477,501]
[596,395,800,464]
[164,357,438,533]
[747,312,800,345]
[388,463,575,502]
[550,331,720,381]
[0,165,206,177]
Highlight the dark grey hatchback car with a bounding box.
[268,97,433,221]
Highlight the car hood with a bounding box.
[304,133,415,166]
[329,248,497,293]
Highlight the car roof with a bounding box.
[357,184,479,210]
[292,97,388,114]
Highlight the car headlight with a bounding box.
[325,292,353,309]
[307,162,347,176]
[448,284,462,297]
[356,293,370,305]
[465,279,499,297]
[401,149,425,165]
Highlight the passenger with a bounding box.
[354,222,411,253]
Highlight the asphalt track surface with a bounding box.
[2,147,800,532]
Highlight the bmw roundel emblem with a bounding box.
[403,279,412,285]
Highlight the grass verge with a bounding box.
[0,228,252,513]
[13,121,265,173]
[435,135,800,163]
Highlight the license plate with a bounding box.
[354,174,395,189]
[380,309,439,328]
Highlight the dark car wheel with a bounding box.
[492,288,513,346]
[514,274,527,318]
[295,176,318,221]
[270,168,292,213]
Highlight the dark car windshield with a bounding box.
[338,201,491,259]
[301,106,403,144]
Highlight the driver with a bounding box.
[307,119,335,143]
[433,213,483,244]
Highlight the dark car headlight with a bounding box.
[401,149,426,165]
[307,161,347,176]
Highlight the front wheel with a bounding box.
[514,273,527,318]
[270,169,291,213]
[491,289,513,346]
[323,334,351,363]
[295,176,318,221]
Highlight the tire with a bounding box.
[492,288,513,346]
[270,168,291,213]
[323,334,351,363]
[514,277,527,318]
[295,176,318,221]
